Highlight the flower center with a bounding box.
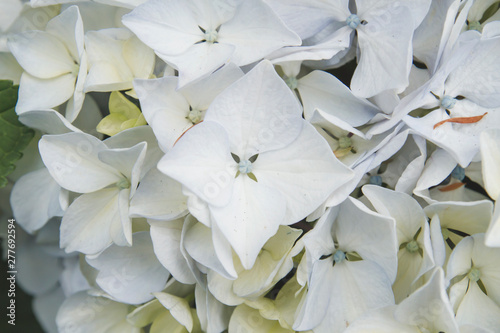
[116,178,130,190]
[333,249,346,264]
[204,29,218,43]
[346,14,361,29]
[338,136,352,149]
[468,267,481,282]
[440,95,457,109]
[187,108,204,124]
[369,175,383,186]
[238,160,253,174]
[406,240,420,253]
[284,76,298,90]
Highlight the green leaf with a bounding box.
[0,80,35,187]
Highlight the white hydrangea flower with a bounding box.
[294,197,398,333]
[7,6,87,122]
[158,60,353,269]
[267,0,431,97]
[446,234,500,332]
[122,0,301,87]
[39,131,148,254]
[363,185,436,303]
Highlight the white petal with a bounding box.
[414,148,458,203]
[210,176,286,270]
[154,292,193,332]
[45,5,84,62]
[122,0,203,56]
[429,214,447,267]
[85,28,154,92]
[456,282,500,332]
[18,110,80,135]
[480,128,500,200]
[268,26,352,64]
[362,185,426,243]
[0,0,22,31]
[395,268,459,333]
[98,141,147,195]
[405,102,498,167]
[293,258,335,331]
[412,0,455,72]
[0,52,23,84]
[205,60,303,157]
[352,6,414,97]
[87,232,169,305]
[233,226,301,298]
[104,125,163,179]
[445,35,500,108]
[357,0,431,27]
[16,72,76,114]
[160,41,234,88]
[16,236,62,295]
[10,168,66,233]
[296,260,394,332]
[39,132,121,193]
[265,0,350,40]
[60,188,126,254]
[8,30,75,79]
[446,236,474,283]
[424,201,492,241]
[336,197,398,282]
[207,270,243,306]
[228,304,284,332]
[64,53,87,123]
[184,220,236,280]
[218,0,301,66]
[343,306,416,333]
[149,218,197,285]
[158,121,235,207]
[195,284,232,333]
[485,203,500,248]
[211,221,239,279]
[56,292,139,333]
[134,76,196,151]
[298,70,379,126]
[130,168,188,221]
[60,257,91,297]
[255,121,354,223]
[180,62,244,111]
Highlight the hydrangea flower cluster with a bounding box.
[1,0,500,332]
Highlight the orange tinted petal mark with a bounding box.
[174,121,204,146]
[433,112,488,129]
[438,182,465,192]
